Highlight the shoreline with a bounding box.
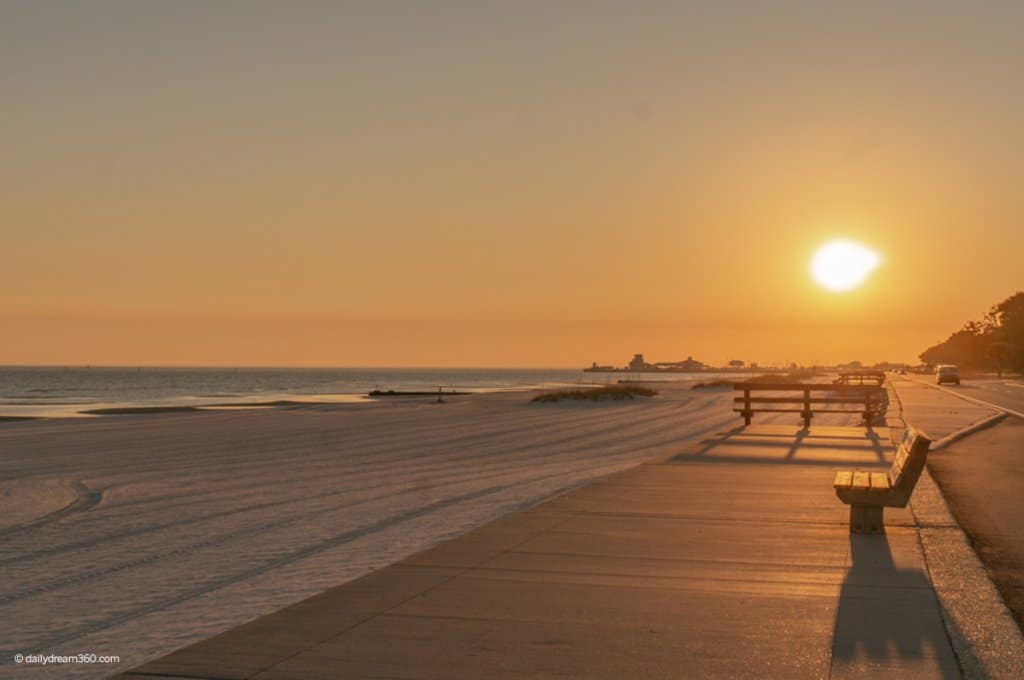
[0,371,759,420]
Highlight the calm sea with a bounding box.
[0,366,737,418]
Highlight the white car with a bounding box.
[936,365,961,385]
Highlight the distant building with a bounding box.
[676,355,706,371]
[653,355,707,371]
[590,353,709,372]
[629,353,650,371]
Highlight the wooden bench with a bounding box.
[833,370,886,387]
[732,382,888,427]
[833,428,932,533]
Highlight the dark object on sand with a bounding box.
[368,389,470,397]
[691,379,733,390]
[81,406,202,415]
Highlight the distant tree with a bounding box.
[988,341,1010,378]
[872,361,901,369]
[919,292,1024,373]
[990,292,1024,372]
[728,359,745,368]
[920,324,989,369]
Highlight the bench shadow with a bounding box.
[670,454,888,467]
[785,426,809,459]
[832,534,959,679]
[690,426,748,455]
[725,431,879,441]
[689,426,888,463]
[860,426,887,462]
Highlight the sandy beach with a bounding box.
[0,381,824,678]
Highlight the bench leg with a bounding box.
[849,505,884,534]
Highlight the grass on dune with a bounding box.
[692,375,775,390]
[691,371,819,390]
[531,384,658,403]
[690,379,733,390]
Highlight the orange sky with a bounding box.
[2,3,1021,366]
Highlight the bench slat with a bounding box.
[734,383,885,392]
[732,408,869,414]
[852,471,871,491]
[733,382,887,427]
[890,447,909,484]
[732,397,876,404]
[833,471,854,490]
[869,472,891,493]
[890,432,932,492]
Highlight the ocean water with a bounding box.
[0,366,736,418]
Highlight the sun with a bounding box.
[810,239,880,292]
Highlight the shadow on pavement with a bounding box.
[832,534,961,679]
[680,426,888,463]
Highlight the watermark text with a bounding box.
[13,652,120,666]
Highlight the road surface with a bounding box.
[927,416,1024,630]
[930,378,1024,418]
[899,376,1024,631]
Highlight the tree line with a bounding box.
[919,292,1024,375]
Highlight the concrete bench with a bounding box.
[833,428,932,533]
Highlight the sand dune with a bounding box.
[0,383,865,678]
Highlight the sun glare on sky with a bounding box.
[810,240,881,292]
[2,4,1021,366]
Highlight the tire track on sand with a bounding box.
[0,481,102,541]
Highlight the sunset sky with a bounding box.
[3,2,1021,366]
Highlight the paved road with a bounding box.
[893,377,1024,655]
[930,378,1024,418]
[898,377,1024,633]
[892,378,997,442]
[927,416,1024,631]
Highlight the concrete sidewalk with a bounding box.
[116,425,961,679]
[892,377,1001,442]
